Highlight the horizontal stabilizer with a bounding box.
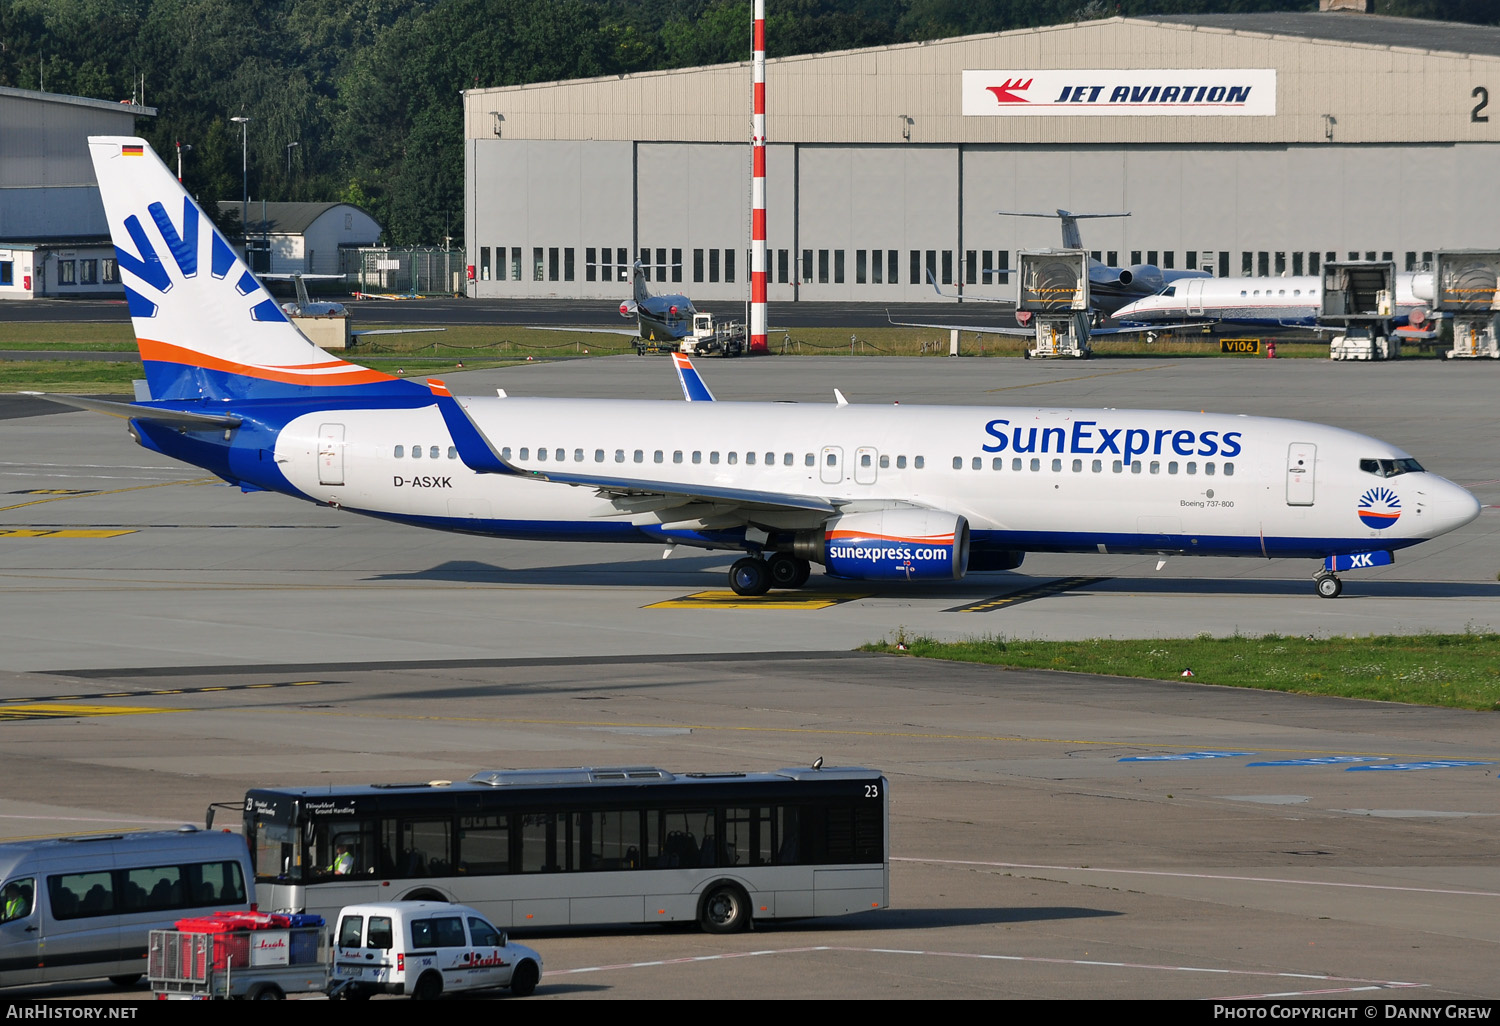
[21,392,242,427]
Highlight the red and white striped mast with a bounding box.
[749,0,768,354]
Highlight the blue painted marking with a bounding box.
[118,215,172,293]
[236,270,258,296]
[1118,751,1256,762]
[122,283,158,319]
[1346,760,1492,772]
[148,198,198,278]
[250,298,289,323]
[211,232,236,279]
[1247,756,1387,767]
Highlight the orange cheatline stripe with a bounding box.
[137,339,397,387]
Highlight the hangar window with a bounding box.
[910,251,920,287]
[656,248,667,282]
[1274,252,1286,275]
[481,247,491,280]
[710,250,720,283]
[724,248,735,284]
[778,250,789,284]
[639,250,651,279]
[1130,251,1141,266]
[1218,252,1229,277]
[670,249,682,284]
[833,250,844,284]
[513,248,522,281]
[564,249,575,282]
[1257,252,1269,276]
[102,258,118,284]
[1241,252,1252,275]
[941,251,953,285]
[927,251,938,285]
[856,250,867,285]
[888,250,899,284]
[1147,251,1158,266]
[818,250,829,284]
[1293,252,1304,275]
[966,250,977,285]
[585,248,595,282]
[393,446,404,458]
[1106,251,1117,267]
[693,249,704,283]
[549,248,560,281]
[802,250,812,284]
[532,248,543,282]
[994,250,1009,284]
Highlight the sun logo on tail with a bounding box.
[1357,486,1401,530]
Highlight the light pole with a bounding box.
[230,115,251,237]
[175,141,192,184]
[285,140,299,185]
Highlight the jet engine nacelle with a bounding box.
[620,300,638,318]
[800,510,970,582]
[1126,264,1165,294]
[1410,271,1435,303]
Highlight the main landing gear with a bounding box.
[1314,571,1343,599]
[729,554,811,596]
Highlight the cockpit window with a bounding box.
[1160,285,1176,297]
[1360,458,1424,478]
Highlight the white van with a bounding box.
[332,901,541,1000]
[0,827,253,990]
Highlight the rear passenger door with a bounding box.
[466,916,511,990]
[39,871,122,982]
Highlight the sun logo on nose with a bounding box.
[1357,486,1401,530]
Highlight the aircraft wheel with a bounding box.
[767,554,810,589]
[1315,574,1343,599]
[729,557,771,597]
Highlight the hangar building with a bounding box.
[0,86,154,300]
[462,10,1500,306]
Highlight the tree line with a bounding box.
[1,1,1490,246]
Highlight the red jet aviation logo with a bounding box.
[986,78,1033,104]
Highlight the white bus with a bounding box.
[242,765,888,933]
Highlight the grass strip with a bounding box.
[863,631,1500,711]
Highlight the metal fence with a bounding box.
[342,247,465,295]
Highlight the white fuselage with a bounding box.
[1114,273,1426,327]
[268,397,1477,559]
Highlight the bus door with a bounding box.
[1286,443,1316,506]
[853,447,878,485]
[318,424,345,487]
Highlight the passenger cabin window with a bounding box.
[448,447,458,459]
[429,446,440,459]
[897,456,907,469]
[411,445,422,459]
[913,456,924,469]
[518,448,529,460]
[595,449,605,462]
[394,446,404,458]
[805,454,815,467]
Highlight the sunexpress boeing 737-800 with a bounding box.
[32,138,1481,599]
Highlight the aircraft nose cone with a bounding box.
[1431,481,1482,535]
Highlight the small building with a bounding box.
[0,85,154,300]
[218,202,383,275]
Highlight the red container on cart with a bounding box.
[174,911,291,969]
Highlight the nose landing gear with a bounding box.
[1314,572,1343,599]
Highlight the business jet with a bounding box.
[1113,271,1434,332]
[530,262,696,345]
[27,138,1481,600]
[1000,210,1213,315]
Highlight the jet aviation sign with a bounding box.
[963,70,1276,117]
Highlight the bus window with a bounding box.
[459,815,510,874]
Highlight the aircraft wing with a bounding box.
[427,379,835,514]
[350,328,447,337]
[1089,322,1213,336]
[885,310,1034,337]
[526,325,642,337]
[924,269,1008,304]
[21,392,243,427]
